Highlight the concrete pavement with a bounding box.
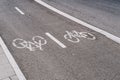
[0,46,18,80]
[0,0,120,80]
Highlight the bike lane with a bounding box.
[38,17,120,80]
[0,0,120,80]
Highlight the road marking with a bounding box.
[0,37,26,80]
[15,7,25,15]
[12,36,47,51]
[64,30,96,43]
[45,32,67,48]
[35,0,120,44]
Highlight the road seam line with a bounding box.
[35,0,120,44]
[45,32,67,48]
[0,37,26,80]
[15,7,25,15]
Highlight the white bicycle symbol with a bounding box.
[12,36,47,51]
[64,30,96,43]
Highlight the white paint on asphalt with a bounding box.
[12,36,47,51]
[45,32,67,48]
[35,0,120,44]
[0,37,26,80]
[15,7,25,15]
[64,30,96,43]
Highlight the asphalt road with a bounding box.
[42,0,120,38]
[0,0,120,80]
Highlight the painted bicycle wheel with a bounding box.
[32,36,47,45]
[12,38,27,48]
[78,32,96,40]
[64,34,80,43]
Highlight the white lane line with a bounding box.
[0,37,26,80]
[14,7,25,15]
[35,0,120,44]
[45,32,67,48]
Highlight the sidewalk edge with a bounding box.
[0,37,27,80]
[35,0,120,44]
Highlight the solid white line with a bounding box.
[45,32,67,48]
[0,37,26,80]
[15,7,25,15]
[35,0,120,44]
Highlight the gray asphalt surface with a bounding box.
[0,0,120,80]
[42,0,120,38]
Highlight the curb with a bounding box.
[0,37,26,80]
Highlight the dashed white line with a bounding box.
[15,7,25,15]
[35,0,120,44]
[0,37,26,80]
[45,32,67,48]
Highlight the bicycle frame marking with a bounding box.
[12,36,47,51]
[64,30,96,43]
